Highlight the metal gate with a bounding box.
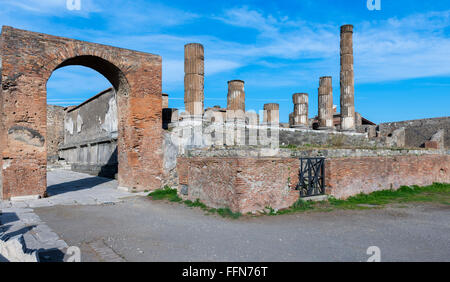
[296,157,325,197]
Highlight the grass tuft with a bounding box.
[148,185,182,202]
[216,207,242,219]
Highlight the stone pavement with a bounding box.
[0,169,144,261]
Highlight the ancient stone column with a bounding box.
[184,43,204,116]
[263,103,279,125]
[318,76,334,130]
[162,93,169,109]
[292,93,308,128]
[227,80,245,116]
[340,25,356,131]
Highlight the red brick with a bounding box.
[0,26,163,199]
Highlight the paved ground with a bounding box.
[36,196,450,261]
[2,169,449,262]
[0,170,142,261]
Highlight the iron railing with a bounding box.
[296,157,325,197]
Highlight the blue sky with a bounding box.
[1,0,449,123]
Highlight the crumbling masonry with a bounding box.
[0,26,163,199]
[1,25,449,215]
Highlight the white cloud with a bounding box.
[215,7,450,84]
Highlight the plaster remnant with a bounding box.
[77,114,83,133]
[65,117,74,135]
[101,96,118,133]
[8,126,45,147]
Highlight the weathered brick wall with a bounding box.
[0,26,163,199]
[326,155,450,199]
[46,105,65,163]
[177,157,299,213]
[177,154,450,213]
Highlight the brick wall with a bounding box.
[177,157,299,213]
[177,154,450,213]
[0,26,163,199]
[326,155,450,199]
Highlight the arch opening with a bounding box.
[0,27,163,200]
[45,57,129,196]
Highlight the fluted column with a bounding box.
[184,43,204,116]
[227,80,245,112]
[340,25,355,131]
[292,93,308,128]
[318,76,334,130]
[263,103,279,125]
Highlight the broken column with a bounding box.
[263,103,279,126]
[292,93,308,128]
[184,43,204,116]
[340,24,356,131]
[226,80,246,145]
[227,80,246,118]
[318,76,334,130]
[162,93,169,109]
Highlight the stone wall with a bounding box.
[59,88,118,178]
[46,105,65,163]
[378,117,450,148]
[279,127,374,148]
[177,150,450,213]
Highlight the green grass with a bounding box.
[216,208,242,219]
[148,183,450,218]
[276,182,450,215]
[148,186,241,219]
[148,186,182,202]
[327,183,450,209]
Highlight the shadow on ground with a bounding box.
[0,212,66,262]
[46,176,114,196]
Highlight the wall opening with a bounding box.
[45,58,127,195]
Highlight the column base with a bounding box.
[317,127,335,131]
[117,186,131,192]
[11,195,40,202]
[291,125,309,129]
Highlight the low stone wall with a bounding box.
[279,127,374,148]
[177,150,450,213]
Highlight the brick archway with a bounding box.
[0,26,163,199]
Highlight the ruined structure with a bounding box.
[263,103,280,125]
[184,43,204,116]
[1,25,448,215]
[291,93,308,128]
[59,88,118,178]
[378,117,450,149]
[340,25,356,131]
[317,77,334,130]
[162,93,169,109]
[46,105,65,163]
[0,26,163,200]
[227,80,245,113]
